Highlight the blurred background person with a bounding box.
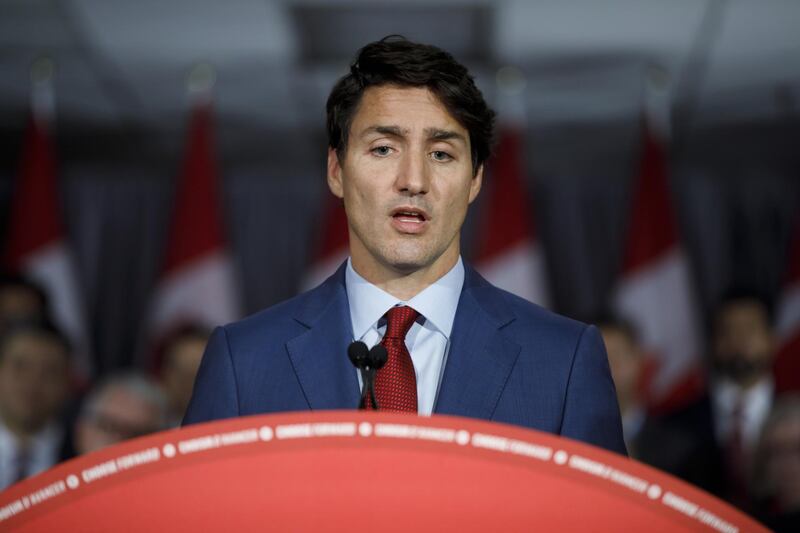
[597,316,647,454]
[596,315,682,467]
[156,325,210,427]
[73,372,167,455]
[752,394,800,533]
[643,287,776,511]
[0,318,72,489]
[0,273,48,333]
[710,287,776,506]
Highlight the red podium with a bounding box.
[0,411,767,532]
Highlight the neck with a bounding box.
[374,269,450,301]
[351,251,459,301]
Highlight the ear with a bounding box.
[468,163,483,204]
[327,147,344,199]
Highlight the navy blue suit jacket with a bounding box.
[183,263,627,455]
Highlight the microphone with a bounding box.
[348,341,369,369]
[347,341,386,410]
[367,344,387,370]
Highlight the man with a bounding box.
[184,36,625,455]
[647,288,777,509]
[74,372,168,455]
[0,319,72,489]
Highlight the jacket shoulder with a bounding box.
[469,278,588,343]
[222,269,345,346]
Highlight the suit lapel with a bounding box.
[286,265,361,410]
[435,267,520,420]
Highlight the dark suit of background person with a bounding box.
[183,36,627,456]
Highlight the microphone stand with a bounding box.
[348,341,387,411]
[358,366,379,410]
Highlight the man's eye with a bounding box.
[371,146,392,156]
[431,151,452,162]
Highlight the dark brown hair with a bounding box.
[326,35,495,174]
[0,317,71,363]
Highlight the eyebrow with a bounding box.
[360,125,406,139]
[425,128,467,145]
[360,125,467,145]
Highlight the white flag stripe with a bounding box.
[477,242,549,307]
[301,250,349,292]
[147,251,240,336]
[613,248,702,397]
[21,242,91,377]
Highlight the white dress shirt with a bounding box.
[0,420,63,489]
[345,257,465,415]
[711,376,774,454]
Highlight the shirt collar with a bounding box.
[711,376,774,414]
[0,419,61,455]
[345,257,465,340]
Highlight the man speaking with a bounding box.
[184,36,626,455]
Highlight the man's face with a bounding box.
[0,333,69,433]
[327,85,482,284]
[712,300,775,386]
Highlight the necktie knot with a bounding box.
[384,306,419,339]
[371,305,419,412]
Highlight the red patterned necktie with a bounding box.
[373,306,419,412]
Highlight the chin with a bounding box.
[376,243,430,269]
[383,256,428,274]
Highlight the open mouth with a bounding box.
[391,207,428,223]
[390,207,429,234]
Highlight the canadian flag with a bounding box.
[300,193,349,291]
[474,126,550,307]
[612,117,703,409]
[140,94,241,369]
[4,76,92,380]
[774,214,800,393]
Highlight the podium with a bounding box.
[0,411,767,532]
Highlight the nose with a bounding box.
[394,150,429,196]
